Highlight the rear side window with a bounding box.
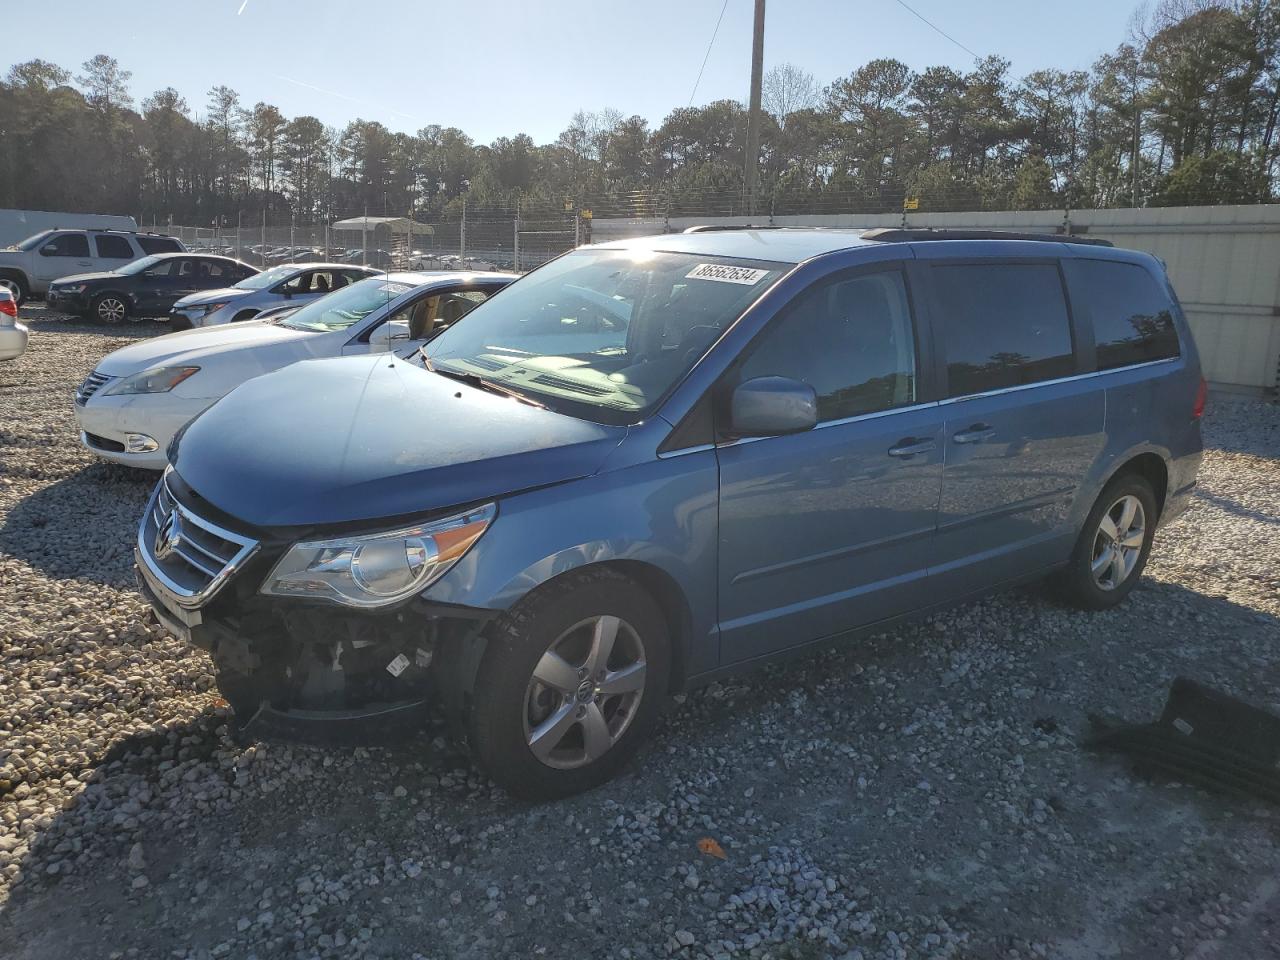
[1075,260,1180,369]
[94,234,133,259]
[138,235,182,254]
[738,269,918,422]
[934,263,1074,397]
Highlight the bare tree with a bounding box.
[763,63,818,130]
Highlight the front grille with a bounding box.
[137,473,259,609]
[76,370,115,405]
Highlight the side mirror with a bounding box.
[728,376,818,438]
[39,245,57,257]
[368,318,410,348]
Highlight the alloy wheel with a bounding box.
[1091,494,1146,591]
[522,615,647,770]
[96,297,126,324]
[0,278,20,301]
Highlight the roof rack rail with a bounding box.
[682,224,783,233]
[860,228,1112,247]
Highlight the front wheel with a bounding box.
[468,568,670,800]
[0,274,26,306]
[92,293,129,325]
[1054,474,1158,610]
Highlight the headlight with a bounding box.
[104,366,200,395]
[261,503,496,608]
[55,283,87,294]
[198,301,230,315]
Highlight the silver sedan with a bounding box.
[168,262,381,330]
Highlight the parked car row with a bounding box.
[67,227,1207,801]
[0,228,185,305]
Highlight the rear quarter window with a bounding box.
[138,235,182,255]
[933,262,1075,396]
[1074,260,1180,369]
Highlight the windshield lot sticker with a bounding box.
[685,263,770,285]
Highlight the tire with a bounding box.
[92,293,129,325]
[468,568,670,800]
[1054,473,1158,611]
[231,310,259,323]
[0,273,28,307]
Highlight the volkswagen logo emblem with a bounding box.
[154,510,183,561]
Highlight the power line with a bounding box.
[891,0,981,61]
[689,0,732,107]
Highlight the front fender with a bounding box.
[425,448,722,676]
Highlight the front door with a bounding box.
[34,232,93,284]
[716,266,943,665]
[923,260,1106,596]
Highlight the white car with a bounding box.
[73,271,516,469]
[0,288,28,361]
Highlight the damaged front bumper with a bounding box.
[136,549,494,745]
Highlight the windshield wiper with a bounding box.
[421,353,545,408]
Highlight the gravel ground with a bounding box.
[2,303,1279,960]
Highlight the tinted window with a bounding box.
[934,263,1074,396]
[142,260,174,277]
[94,234,133,259]
[738,270,917,422]
[137,235,182,254]
[194,259,229,279]
[1075,260,1180,369]
[42,233,90,257]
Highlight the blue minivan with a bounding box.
[135,228,1205,799]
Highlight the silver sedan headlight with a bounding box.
[260,503,496,608]
[104,366,200,395]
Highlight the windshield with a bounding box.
[424,249,787,423]
[234,265,296,290]
[15,230,56,251]
[118,255,164,275]
[279,276,413,332]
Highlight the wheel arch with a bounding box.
[1104,450,1170,519]
[231,309,260,323]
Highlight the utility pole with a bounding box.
[743,0,766,217]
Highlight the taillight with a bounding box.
[0,298,15,318]
[1191,377,1207,420]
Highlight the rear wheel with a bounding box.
[92,293,128,325]
[468,568,670,800]
[1054,474,1157,610]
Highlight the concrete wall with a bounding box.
[0,209,138,248]
[592,205,1280,391]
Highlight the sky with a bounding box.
[3,0,1140,144]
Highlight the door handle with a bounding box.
[887,437,937,459]
[953,423,996,444]
[77,260,92,266]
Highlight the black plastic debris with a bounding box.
[1087,676,1280,804]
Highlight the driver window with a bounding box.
[385,290,493,340]
[41,233,90,257]
[737,269,918,423]
[280,271,311,294]
[144,260,174,278]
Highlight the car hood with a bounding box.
[51,271,120,286]
[170,355,627,528]
[173,287,252,309]
[94,321,318,376]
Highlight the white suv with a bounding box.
[0,229,186,305]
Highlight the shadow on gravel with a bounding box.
[0,461,155,586]
[1,578,1277,958]
[1195,488,1280,526]
[18,303,170,341]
